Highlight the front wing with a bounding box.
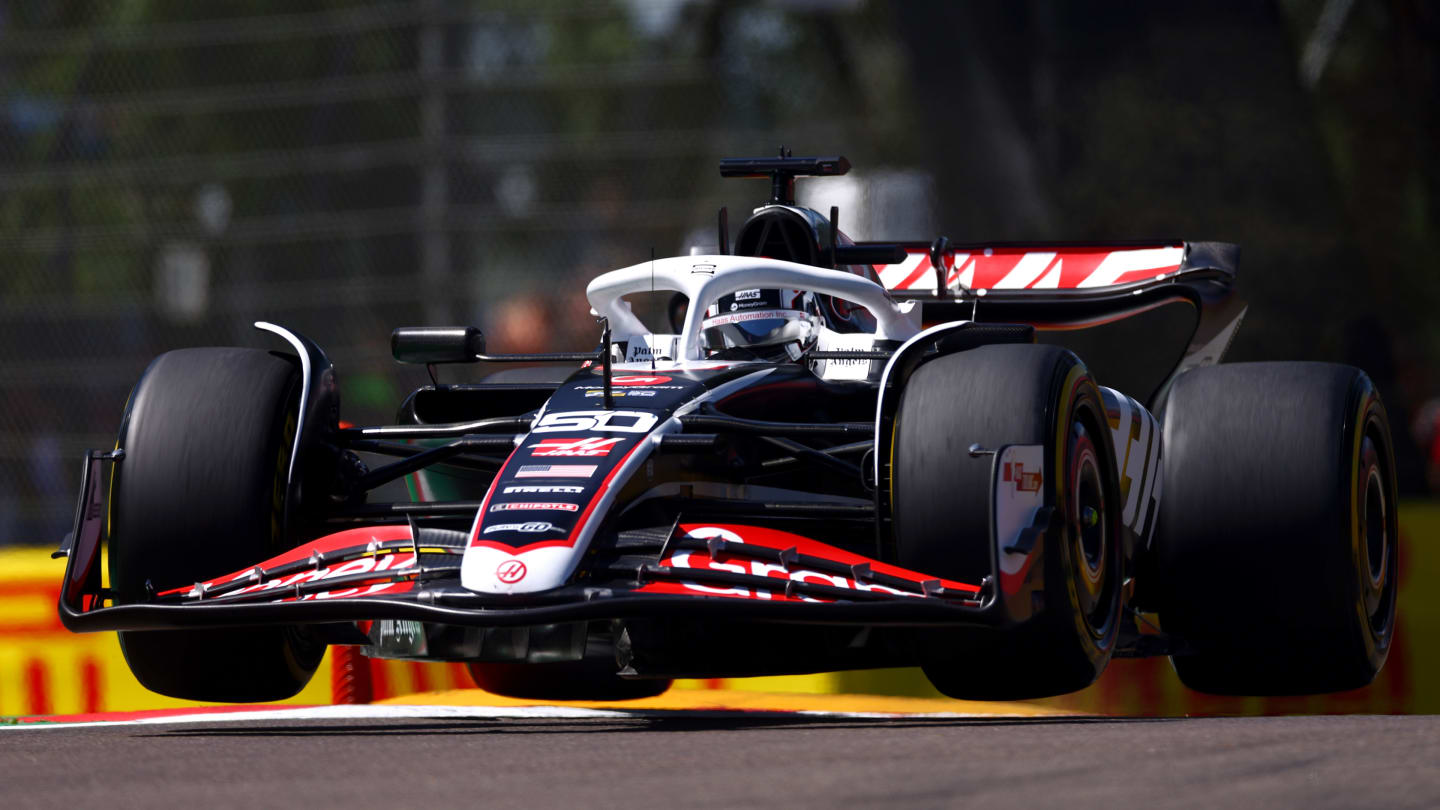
[57,453,995,634]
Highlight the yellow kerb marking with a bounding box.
[378,688,1081,717]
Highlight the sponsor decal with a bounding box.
[504,485,584,494]
[484,522,560,534]
[703,309,810,326]
[531,437,623,457]
[495,560,528,584]
[622,339,682,363]
[515,464,596,478]
[490,502,579,512]
[190,551,416,599]
[731,299,774,312]
[580,384,686,391]
[1101,387,1162,535]
[303,582,410,601]
[665,548,912,601]
[612,375,672,385]
[993,445,1046,586]
[584,389,657,398]
[532,410,658,434]
[690,263,716,275]
[712,289,783,313]
[1003,461,1042,493]
[637,525,979,603]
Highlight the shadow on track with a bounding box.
[147,713,1180,738]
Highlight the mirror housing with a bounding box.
[391,326,485,364]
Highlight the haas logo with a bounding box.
[531,437,623,457]
[1003,461,1042,493]
[496,559,528,584]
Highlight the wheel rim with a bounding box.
[1358,432,1395,635]
[1363,467,1386,588]
[1068,422,1114,637]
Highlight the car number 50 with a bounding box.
[532,410,658,434]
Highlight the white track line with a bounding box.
[2,703,1013,730]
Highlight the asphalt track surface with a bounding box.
[3,708,1438,809]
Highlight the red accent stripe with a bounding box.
[410,662,432,694]
[895,256,932,290]
[25,658,51,716]
[467,537,586,554]
[331,646,373,705]
[367,657,392,702]
[1105,264,1184,286]
[81,655,102,714]
[466,445,519,546]
[1024,255,1063,289]
[158,525,418,597]
[970,254,1023,289]
[565,441,646,544]
[1053,251,1109,288]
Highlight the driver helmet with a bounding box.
[701,288,821,361]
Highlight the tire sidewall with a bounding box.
[1346,383,1398,674]
[1047,362,1124,675]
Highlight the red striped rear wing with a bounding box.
[876,243,1195,296]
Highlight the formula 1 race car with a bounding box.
[55,154,1398,703]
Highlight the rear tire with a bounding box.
[892,344,1123,700]
[1155,362,1398,695]
[109,348,324,702]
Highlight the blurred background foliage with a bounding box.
[0,0,1436,545]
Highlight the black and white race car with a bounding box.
[55,154,1398,703]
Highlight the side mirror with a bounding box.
[391,326,485,364]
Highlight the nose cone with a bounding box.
[461,543,584,594]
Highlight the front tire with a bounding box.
[109,348,324,702]
[1154,362,1398,695]
[892,344,1124,700]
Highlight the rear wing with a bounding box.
[865,241,1245,407]
[874,241,1235,298]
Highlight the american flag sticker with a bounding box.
[515,464,598,478]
